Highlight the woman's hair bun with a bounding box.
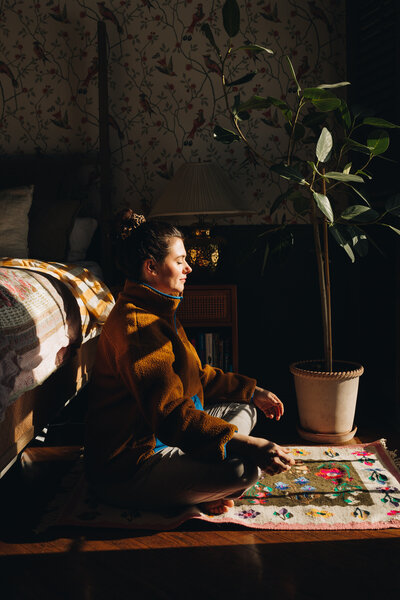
[115,209,146,240]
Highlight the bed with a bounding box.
[0,154,115,477]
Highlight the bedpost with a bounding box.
[97,20,113,284]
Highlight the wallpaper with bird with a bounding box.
[0,0,345,224]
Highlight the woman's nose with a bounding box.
[184,261,192,273]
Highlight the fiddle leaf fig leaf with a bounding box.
[284,122,305,141]
[367,128,390,155]
[286,55,301,94]
[223,0,240,38]
[362,117,400,129]
[341,205,379,222]
[235,44,274,55]
[324,171,364,183]
[316,127,333,163]
[329,224,355,262]
[303,88,341,112]
[317,81,351,89]
[270,163,306,184]
[313,192,334,222]
[213,125,240,144]
[385,193,400,216]
[200,23,221,56]
[226,71,258,87]
[238,95,292,121]
[337,99,352,130]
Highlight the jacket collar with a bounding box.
[120,280,182,317]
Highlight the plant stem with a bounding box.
[311,176,332,371]
[322,172,333,371]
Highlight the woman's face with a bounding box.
[144,236,192,296]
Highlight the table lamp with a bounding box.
[149,162,253,270]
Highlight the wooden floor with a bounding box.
[1,409,400,599]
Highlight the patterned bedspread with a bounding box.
[0,258,115,421]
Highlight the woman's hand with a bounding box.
[227,433,295,475]
[252,386,284,421]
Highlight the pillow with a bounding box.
[0,186,33,258]
[67,217,98,262]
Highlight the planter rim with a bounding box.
[290,359,364,381]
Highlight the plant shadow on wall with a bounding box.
[204,0,400,440]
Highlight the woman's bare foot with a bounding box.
[200,498,234,515]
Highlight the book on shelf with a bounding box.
[188,330,233,372]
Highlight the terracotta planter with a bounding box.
[289,360,364,443]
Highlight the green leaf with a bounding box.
[302,111,327,130]
[226,71,258,87]
[270,163,306,184]
[237,95,292,121]
[345,225,369,257]
[317,81,351,89]
[367,128,390,156]
[347,184,370,206]
[324,171,364,183]
[341,205,379,222]
[313,192,334,222]
[222,0,240,38]
[284,122,305,141]
[234,44,274,55]
[329,224,355,262]
[213,125,240,144]
[302,88,341,111]
[286,55,301,94]
[316,127,333,163]
[384,224,400,236]
[337,99,352,130]
[362,117,400,129]
[200,23,220,55]
[385,193,400,216]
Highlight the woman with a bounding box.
[85,211,294,514]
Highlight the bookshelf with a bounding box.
[178,284,239,372]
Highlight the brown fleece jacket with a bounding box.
[85,281,256,484]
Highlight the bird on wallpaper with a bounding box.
[203,55,222,76]
[97,2,123,34]
[49,3,69,23]
[139,93,154,115]
[188,109,205,139]
[240,146,259,168]
[0,61,18,87]
[108,114,124,139]
[260,3,280,23]
[242,40,261,63]
[50,110,71,129]
[187,3,205,34]
[141,0,154,9]
[308,1,333,32]
[295,56,310,82]
[155,56,176,76]
[79,58,99,91]
[261,108,280,128]
[33,41,48,62]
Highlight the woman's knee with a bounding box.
[223,457,259,489]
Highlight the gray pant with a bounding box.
[94,402,259,510]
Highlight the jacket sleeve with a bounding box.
[199,363,257,407]
[115,324,236,461]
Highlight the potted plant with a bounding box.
[202,0,400,442]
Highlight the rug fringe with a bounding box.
[379,438,400,471]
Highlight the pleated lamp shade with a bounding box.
[149,162,252,218]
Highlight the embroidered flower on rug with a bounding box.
[300,485,316,492]
[353,508,370,520]
[237,508,260,519]
[387,509,400,517]
[306,508,333,519]
[315,465,351,484]
[273,508,293,520]
[324,449,339,458]
[291,448,311,457]
[275,481,290,491]
[352,450,376,466]
[364,468,388,483]
[378,486,400,506]
[294,477,310,485]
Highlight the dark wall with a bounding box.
[186,224,400,432]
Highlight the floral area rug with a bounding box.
[37,440,400,532]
